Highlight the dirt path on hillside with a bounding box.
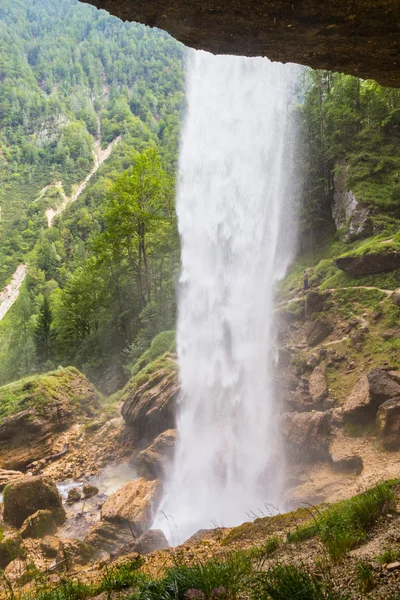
[0,122,120,322]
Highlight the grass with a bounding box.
[355,560,375,593]
[131,331,176,376]
[287,483,395,561]
[263,536,280,557]
[376,545,400,564]
[256,563,348,600]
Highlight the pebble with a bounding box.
[386,561,400,571]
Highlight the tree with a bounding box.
[35,296,53,364]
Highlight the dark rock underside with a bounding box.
[82,0,400,87]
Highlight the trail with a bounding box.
[0,264,28,321]
[46,124,120,227]
[0,121,119,322]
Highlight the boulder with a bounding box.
[306,318,333,346]
[111,529,169,559]
[19,509,57,539]
[377,397,400,449]
[67,488,81,504]
[281,410,332,461]
[0,368,98,470]
[342,369,400,423]
[84,520,134,554]
[0,469,24,491]
[3,476,66,528]
[309,366,328,404]
[101,478,162,536]
[305,291,327,319]
[83,484,99,499]
[345,208,373,243]
[335,252,400,276]
[136,429,176,479]
[121,355,178,445]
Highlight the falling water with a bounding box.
[155,51,298,543]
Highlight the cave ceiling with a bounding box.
[83,0,400,87]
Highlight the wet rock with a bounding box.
[83,484,99,499]
[309,365,328,404]
[335,252,400,276]
[19,509,57,539]
[342,369,400,423]
[331,454,363,474]
[306,353,320,370]
[306,318,333,346]
[281,410,332,461]
[345,208,373,243]
[3,476,66,528]
[0,469,24,491]
[377,397,400,450]
[101,478,162,536]
[111,529,169,559]
[67,487,82,504]
[137,429,176,479]
[121,354,178,445]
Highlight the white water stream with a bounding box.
[155,51,298,543]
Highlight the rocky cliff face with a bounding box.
[83,0,400,87]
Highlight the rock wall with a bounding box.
[83,0,400,87]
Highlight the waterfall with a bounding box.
[155,50,298,543]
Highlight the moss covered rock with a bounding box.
[3,476,66,528]
[19,509,57,539]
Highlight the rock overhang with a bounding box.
[82,0,400,87]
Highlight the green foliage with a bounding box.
[297,70,400,254]
[355,561,375,593]
[287,483,395,561]
[131,330,176,375]
[0,366,92,422]
[376,546,400,564]
[263,536,280,557]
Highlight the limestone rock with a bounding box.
[3,476,66,528]
[111,529,169,559]
[306,318,333,346]
[335,252,400,276]
[121,355,178,444]
[0,469,24,491]
[342,369,400,423]
[345,208,373,243]
[101,478,162,536]
[309,366,328,404]
[4,559,26,583]
[377,397,400,450]
[137,429,176,479]
[281,410,332,461]
[19,509,57,539]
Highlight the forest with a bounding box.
[0,0,400,393]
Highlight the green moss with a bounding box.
[0,367,96,422]
[131,330,176,376]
